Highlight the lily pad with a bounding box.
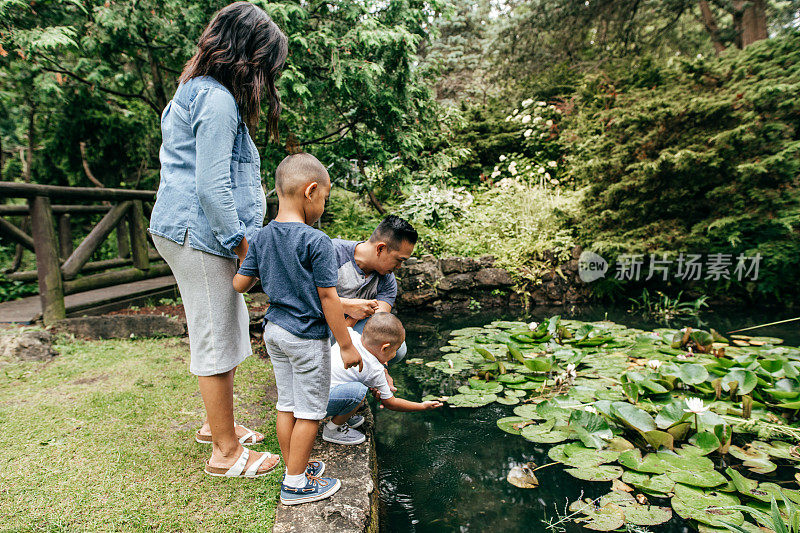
[729,445,777,474]
[496,395,520,405]
[667,468,727,488]
[574,503,626,531]
[548,442,620,467]
[520,420,572,444]
[497,416,534,435]
[565,465,623,482]
[671,485,743,527]
[621,471,676,497]
[448,392,497,408]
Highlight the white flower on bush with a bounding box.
[544,172,551,180]
[513,108,519,115]
[546,119,554,127]
[521,115,531,124]
[398,185,474,227]
[538,166,546,174]
[491,170,501,179]
[533,116,542,124]
[523,129,532,138]
[521,98,534,108]
[537,101,546,106]
[548,161,557,168]
[499,155,507,161]
[505,115,512,122]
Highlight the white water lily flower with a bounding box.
[548,160,557,168]
[521,98,534,108]
[524,129,532,138]
[566,363,577,378]
[447,359,454,369]
[584,406,598,414]
[647,360,662,371]
[521,114,531,124]
[499,155,507,161]
[528,321,539,331]
[683,397,709,414]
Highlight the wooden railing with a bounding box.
[0,182,166,325]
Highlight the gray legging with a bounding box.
[351,317,407,364]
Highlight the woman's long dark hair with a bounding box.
[181,2,288,141]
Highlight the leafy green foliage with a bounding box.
[563,34,800,300]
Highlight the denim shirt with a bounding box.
[149,76,266,259]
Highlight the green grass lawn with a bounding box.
[0,333,281,532]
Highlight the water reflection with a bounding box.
[375,306,800,533]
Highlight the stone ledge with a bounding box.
[273,406,378,533]
[394,248,591,310]
[54,314,186,339]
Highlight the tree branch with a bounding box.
[40,59,161,115]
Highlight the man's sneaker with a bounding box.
[306,460,325,477]
[346,415,365,429]
[322,423,366,445]
[280,475,341,506]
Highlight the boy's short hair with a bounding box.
[368,215,417,250]
[362,312,405,348]
[275,152,329,196]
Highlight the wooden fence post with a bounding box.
[129,200,150,270]
[58,214,73,259]
[117,218,130,259]
[30,196,65,324]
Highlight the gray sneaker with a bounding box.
[346,415,365,429]
[322,423,366,445]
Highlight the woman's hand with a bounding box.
[233,236,249,263]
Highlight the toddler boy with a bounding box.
[233,153,362,505]
[323,312,442,445]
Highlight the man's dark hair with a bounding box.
[368,215,417,249]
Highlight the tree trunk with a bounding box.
[698,1,727,54]
[733,0,768,48]
[350,132,386,215]
[141,28,168,111]
[741,0,767,47]
[25,100,35,183]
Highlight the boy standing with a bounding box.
[233,153,362,505]
[323,312,443,445]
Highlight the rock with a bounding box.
[572,245,583,260]
[55,315,186,340]
[397,260,440,279]
[273,407,377,532]
[477,255,496,267]
[437,272,476,292]
[474,268,514,287]
[439,257,480,274]
[0,329,58,361]
[397,288,437,306]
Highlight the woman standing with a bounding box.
[149,2,287,478]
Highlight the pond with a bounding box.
[376,306,800,533]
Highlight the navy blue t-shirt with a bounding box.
[238,221,338,339]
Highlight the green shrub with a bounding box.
[561,33,800,301]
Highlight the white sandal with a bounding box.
[195,421,263,446]
[204,448,280,478]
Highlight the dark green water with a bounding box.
[375,306,800,533]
